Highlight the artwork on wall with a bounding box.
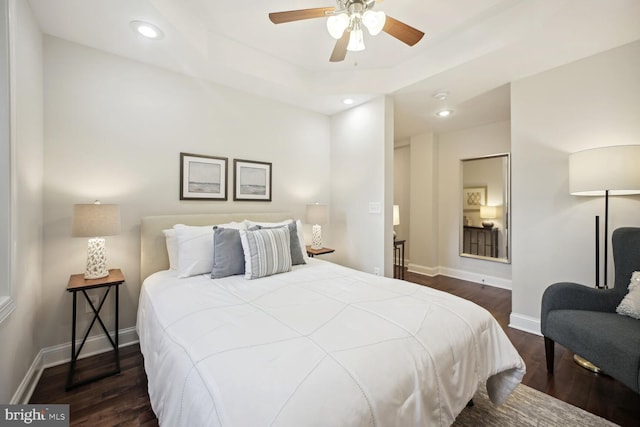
[180,152,228,200]
[233,159,272,201]
[463,186,487,211]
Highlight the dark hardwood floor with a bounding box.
[30,272,640,426]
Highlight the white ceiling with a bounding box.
[27,0,640,139]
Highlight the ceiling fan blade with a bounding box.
[329,31,349,62]
[382,16,424,46]
[269,7,335,24]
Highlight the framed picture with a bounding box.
[463,186,486,211]
[233,159,272,201]
[180,152,228,200]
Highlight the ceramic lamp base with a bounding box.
[311,224,322,250]
[85,237,109,279]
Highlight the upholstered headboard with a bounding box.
[140,212,293,282]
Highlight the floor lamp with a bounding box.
[569,145,640,371]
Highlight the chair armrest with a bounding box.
[540,282,620,334]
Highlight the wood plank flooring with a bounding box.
[30,272,640,426]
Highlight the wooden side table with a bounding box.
[66,268,124,390]
[393,239,406,280]
[306,245,335,258]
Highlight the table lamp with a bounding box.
[480,205,497,228]
[72,201,121,279]
[393,205,400,238]
[306,203,328,250]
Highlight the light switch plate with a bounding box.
[368,202,381,214]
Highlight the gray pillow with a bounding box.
[210,227,245,279]
[250,222,306,266]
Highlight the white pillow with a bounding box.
[243,219,293,228]
[616,271,640,319]
[174,222,245,278]
[239,227,292,279]
[243,218,308,261]
[162,228,178,270]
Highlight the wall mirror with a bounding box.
[460,153,510,263]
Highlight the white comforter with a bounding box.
[137,259,525,427]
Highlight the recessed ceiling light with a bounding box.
[432,91,449,100]
[342,98,354,105]
[435,109,453,118]
[130,21,164,40]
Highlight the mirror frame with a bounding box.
[459,153,511,264]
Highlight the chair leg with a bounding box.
[544,336,554,374]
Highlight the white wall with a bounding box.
[330,96,394,276]
[0,0,44,403]
[393,143,410,260]
[510,40,640,333]
[40,37,332,350]
[406,132,437,276]
[436,121,511,287]
[402,122,511,286]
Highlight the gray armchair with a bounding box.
[541,227,640,394]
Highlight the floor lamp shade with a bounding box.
[569,145,640,196]
[306,203,328,250]
[569,145,640,287]
[72,203,121,279]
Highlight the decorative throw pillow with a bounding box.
[239,227,292,279]
[174,222,245,278]
[162,228,178,270]
[211,227,245,279]
[616,271,640,319]
[250,222,306,266]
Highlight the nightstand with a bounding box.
[66,269,124,390]
[306,245,335,258]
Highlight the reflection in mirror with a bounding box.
[460,154,510,263]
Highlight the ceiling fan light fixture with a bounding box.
[435,109,453,118]
[327,13,349,39]
[362,10,386,36]
[347,28,365,51]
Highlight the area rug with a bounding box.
[453,383,617,426]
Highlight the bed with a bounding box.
[137,213,525,426]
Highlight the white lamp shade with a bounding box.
[569,145,640,196]
[306,203,328,225]
[480,205,497,219]
[72,203,121,237]
[362,10,386,36]
[327,13,349,39]
[393,205,400,226]
[347,28,365,51]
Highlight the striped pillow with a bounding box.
[239,227,292,279]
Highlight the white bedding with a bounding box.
[137,258,525,426]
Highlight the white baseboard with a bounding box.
[11,327,139,404]
[407,264,512,290]
[437,267,512,290]
[509,312,541,336]
[407,263,438,277]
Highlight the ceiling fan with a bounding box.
[269,0,424,62]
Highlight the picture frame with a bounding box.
[233,159,272,201]
[180,152,228,200]
[463,186,487,211]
